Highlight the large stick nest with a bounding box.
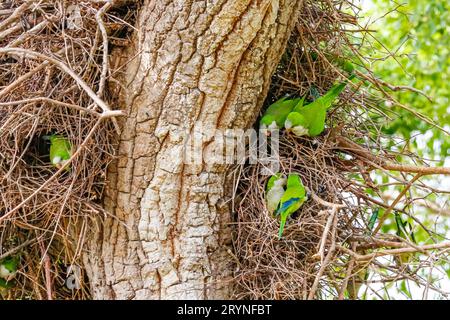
[0,0,137,299]
[0,0,448,300]
[232,0,449,300]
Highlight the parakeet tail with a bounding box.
[278,219,286,239]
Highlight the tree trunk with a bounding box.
[84,0,302,299]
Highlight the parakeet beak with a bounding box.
[42,135,51,141]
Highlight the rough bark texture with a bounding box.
[84,0,302,299]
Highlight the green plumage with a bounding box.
[48,134,72,170]
[260,96,301,130]
[275,174,307,239]
[0,256,19,280]
[367,209,379,232]
[285,81,348,137]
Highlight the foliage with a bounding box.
[354,0,450,299]
[364,0,450,162]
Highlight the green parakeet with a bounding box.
[44,134,73,170]
[275,174,307,239]
[259,96,302,132]
[395,212,416,265]
[0,256,19,280]
[265,173,287,215]
[284,81,348,137]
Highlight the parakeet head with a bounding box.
[260,115,278,131]
[267,173,287,189]
[286,173,304,189]
[48,134,64,143]
[285,112,308,136]
[285,112,306,129]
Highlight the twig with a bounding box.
[0,97,101,116]
[308,211,338,299]
[95,1,113,97]
[0,2,33,32]
[0,118,103,223]
[38,237,53,300]
[372,173,422,235]
[0,239,36,261]
[381,193,450,217]
[7,18,53,48]
[355,70,433,102]
[313,206,337,263]
[308,188,346,209]
[336,137,450,175]
[339,242,450,261]
[0,47,124,133]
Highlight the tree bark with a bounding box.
[84,0,302,299]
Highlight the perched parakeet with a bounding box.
[259,96,301,132]
[265,173,287,215]
[0,256,19,281]
[367,209,379,233]
[44,134,72,170]
[275,174,307,239]
[395,212,416,265]
[285,81,348,137]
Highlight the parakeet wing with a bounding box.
[297,82,347,136]
[277,197,301,213]
[264,97,301,127]
[292,95,307,113]
[50,136,72,163]
[282,177,306,200]
[408,222,417,244]
[276,175,307,238]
